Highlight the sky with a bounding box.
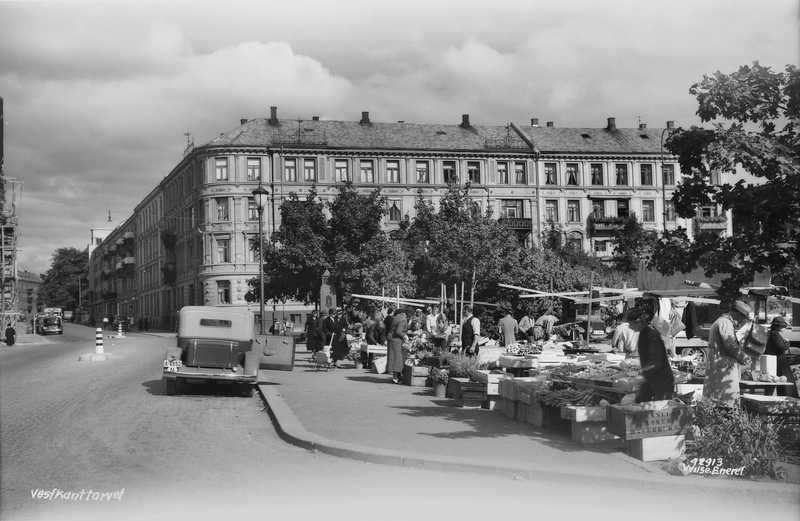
[0,0,797,275]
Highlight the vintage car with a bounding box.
[162,306,264,396]
[36,314,63,335]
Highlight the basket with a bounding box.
[607,401,691,440]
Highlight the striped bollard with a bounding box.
[95,328,104,354]
[116,321,125,338]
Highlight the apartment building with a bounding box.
[88,108,728,328]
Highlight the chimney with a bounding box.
[638,122,647,129]
[269,106,279,125]
[666,120,675,130]
[360,111,370,124]
[531,118,539,127]
[240,118,248,125]
[312,116,319,121]
[606,117,616,131]
[461,114,471,128]
[546,121,554,128]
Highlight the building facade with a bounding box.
[88,108,729,328]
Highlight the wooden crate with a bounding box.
[515,400,529,423]
[626,435,685,461]
[526,401,545,427]
[608,401,691,440]
[561,405,608,423]
[497,397,517,419]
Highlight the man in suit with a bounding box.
[322,307,337,347]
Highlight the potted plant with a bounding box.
[429,367,449,397]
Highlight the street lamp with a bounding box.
[660,120,675,233]
[252,181,270,335]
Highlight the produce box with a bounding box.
[526,401,545,428]
[515,400,529,423]
[607,401,691,440]
[626,435,685,461]
[740,394,800,420]
[497,397,517,420]
[402,365,429,386]
[561,405,608,423]
[499,379,515,400]
[471,370,509,395]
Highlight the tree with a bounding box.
[39,247,88,310]
[246,189,329,305]
[404,184,525,301]
[610,216,657,273]
[654,62,799,298]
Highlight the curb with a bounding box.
[257,385,798,499]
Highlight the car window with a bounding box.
[199,318,232,328]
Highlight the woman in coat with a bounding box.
[702,300,752,407]
[387,308,408,384]
[626,307,674,402]
[330,308,350,368]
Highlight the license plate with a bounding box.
[163,359,182,373]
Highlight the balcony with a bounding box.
[694,215,727,232]
[498,217,532,230]
[587,215,629,237]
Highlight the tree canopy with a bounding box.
[39,247,88,310]
[654,62,799,297]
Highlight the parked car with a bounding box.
[36,314,63,335]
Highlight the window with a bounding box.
[215,157,228,181]
[415,161,430,183]
[642,200,655,222]
[594,240,608,254]
[443,161,457,184]
[617,199,630,218]
[215,198,229,221]
[515,161,527,184]
[387,160,400,183]
[615,164,628,185]
[335,159,349,182]
[545,200,559,222]
[501,199,523,218]
[200,318,232,328]
[567,200,581,222]
[663,164,675,186]
[640,164,653,186]
[701,206,718,218]
[497,162,509,184]
[360,160,375,183]
[247,198,258,221]
[216,238,230,263]
[467,161,481,184]
[303,158,316,182]
[566,163,579,185]
[284,158,297,182]
[388,200,402,222]
[544,163,557,185]
[665,200,676,221]
[591,164,604,186]
[247,157,261,181]
[245,234,258,263]
[216,281,231,304]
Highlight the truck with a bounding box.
[162,306,265,396]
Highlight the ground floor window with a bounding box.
[217,281,231,304]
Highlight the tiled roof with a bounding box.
[206,118,667,154]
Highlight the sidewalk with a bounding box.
[257,351,799,498]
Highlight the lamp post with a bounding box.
[252,182,270,335]
[660,120,674,233]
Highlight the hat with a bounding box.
[731,300,752,317]
[771,316,788,329]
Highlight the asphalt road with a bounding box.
[1,324,797,521]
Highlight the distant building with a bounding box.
[87,108,729,327]
[16,270,42,318]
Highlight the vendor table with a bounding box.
[739,380,795,396]
[366,345,387,356]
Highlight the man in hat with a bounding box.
[702,300,752,407]
[765,316,789,359]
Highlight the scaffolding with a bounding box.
[0,177,20,331]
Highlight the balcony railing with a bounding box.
[498,217,532,230]
[694,215,727,231]
[587,215,631,237]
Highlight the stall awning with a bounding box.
[635,267,772,293]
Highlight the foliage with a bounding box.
[39,247,88,310]
[688,401,784,479]
[657,62,799,298]
[404,185,527,303]
[610,215,657,273]
[441,352,485,378]
[429,366,449,384]
[247,188,329,305]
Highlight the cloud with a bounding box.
[0,0,796,274]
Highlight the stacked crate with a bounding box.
[607,401,691,461]
[560,405,621,445]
